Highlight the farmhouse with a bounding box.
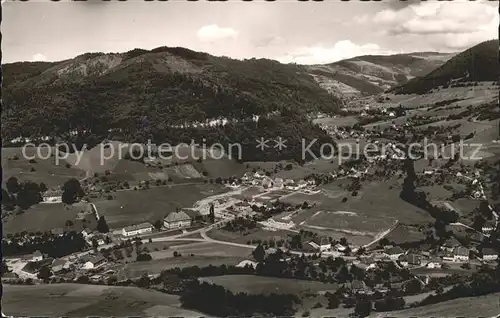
[399,253,421,267]
[453,246,470,262]
[51,259,70,273]
[163,210,192,229]
[121,222,153,237]
[274,178,284,189]
[481,248,498,261]
[31,250,43,262]
[254,171,265,179]
[308,237,331,252]
[42,190,63,203]
[83,255,107,270]
[297,180,308,189]
[385,246,404,260]
[482,221,496,234]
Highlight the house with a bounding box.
[274,178,284,189]
[241,172,253,182]
[236,260,258,269]
[31,250,43,262]
[453,246,469,262]
[51,228,65,236]
[399,254,421,267]
[481,248,498,261]
[42,190,63,203]
[51,259,70,273]
[308,237,331,252]
[121,222,153,237]
[254,171,265,179]
[385,246,404,260]
[427,261,441,269]
[441,237,461,252]
[297,180,308,189]
[346,280,367,293]
[262,177,274,189]
[307,179,316,186]
[83,255,107,270]
[163,210,192,229]
[482,221,496,234]
[284,179,295,186]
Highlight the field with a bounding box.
[92,183,228,229]
[208,228,294,245]
[2,283,204,317]
[3,202,96,235]
[370,292,500,318]
[148,241,252,260]
[117,256,244,279]
[2,146,86,188]
[199,275,339,295]
[277,178,432,245]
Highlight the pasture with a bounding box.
[148,241,252,260]
[117,256,244,279]
[92,183,228,229]
[369,292,500,318]
[2,147,85,188]
[199,275,338,295]
[2,283,203,317]
[3,202,96,235]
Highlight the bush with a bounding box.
[136,253,152,261]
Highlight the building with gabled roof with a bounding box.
[121,222,153,237]
[163,210,191,229]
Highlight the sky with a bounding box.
[2,0,498,64]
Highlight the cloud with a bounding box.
[356,0,498,50]
[196,24,239,43]
[30,53,47,61]
[372,1,498,42]
[278,40,398,65]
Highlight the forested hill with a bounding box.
[390,40,499,95]
[2,47,340,140]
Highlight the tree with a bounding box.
[354,299,372,318]
[6,177,20,194]
[96,216,110,233]
[16,181,43,209]
[1,260,10,277]
[62,178,84,204]
[153,220,163,231]
[65,220,74,227]
[39,182,48,193]
[252,244,266,262]
[37,266,52,281]
[136,253,152,262]
[326,292,340,309]
[91,238,99,250]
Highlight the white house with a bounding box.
[163,210,192,229]
[427,262,441,269]
[83,255,107,270]
[42,190,63,203]
[51,259,70,273]
[121,222,153,237]
[274,178,284,189]
[481,248,498,261]
[254,171,265,179]
[453,247,469,262]
[297,180,308,189]
[308,237,331,252]
[262,177,274,189]
[31,250,43,262]
[241,172,253,182]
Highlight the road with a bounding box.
[362,220,399,249]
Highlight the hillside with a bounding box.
[2,47,340,141]
[391,40,499,95]
[305,52,455,98]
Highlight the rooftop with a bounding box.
[454,246,469,257]
[123,222,153,232]
[387,246,404,255]
[164,210,191,223]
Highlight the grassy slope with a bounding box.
[392,40,499,94]
[2,283,204,317]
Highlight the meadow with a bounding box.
[92,183,228,229]
[199,275,339,295]
[2,283,203,317]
